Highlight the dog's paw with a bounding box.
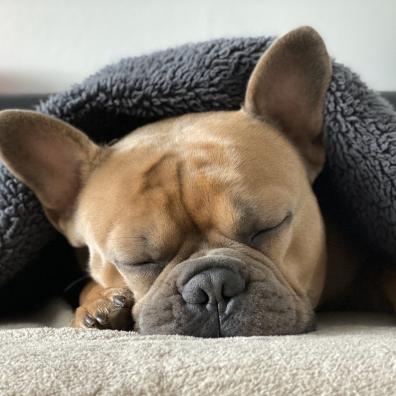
[72,287,134,330]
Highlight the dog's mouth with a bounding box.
[131,255,316,337]
[133,284,316,337]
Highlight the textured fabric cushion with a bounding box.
[0,36,396,286]
[1,310,396,395]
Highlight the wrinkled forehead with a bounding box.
[77,110,306,242]
[111,109,306,180]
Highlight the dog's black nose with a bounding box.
[181,268,245,306]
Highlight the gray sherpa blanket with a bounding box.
[1,36,396,286]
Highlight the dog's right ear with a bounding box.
[0,110,101,232]
[244,26,332,182]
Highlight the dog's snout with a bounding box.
[181,268,245,305]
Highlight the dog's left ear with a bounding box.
[244,26,332,181]
[0,110,101,233]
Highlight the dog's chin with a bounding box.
[133,280,316,338]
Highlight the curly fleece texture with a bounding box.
[0,36,395,286]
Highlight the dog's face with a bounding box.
[0,27,331,336]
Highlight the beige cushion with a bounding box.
[0,303,396,395]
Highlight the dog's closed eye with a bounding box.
[249,212,292,245]
[114,258,165,272]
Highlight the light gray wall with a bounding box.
[1,0,395,93]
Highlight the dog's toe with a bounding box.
[73,287,134,330]
[83,313,97,328]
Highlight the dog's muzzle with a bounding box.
[134,254,315,337]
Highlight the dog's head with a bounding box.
[0,27,331,336]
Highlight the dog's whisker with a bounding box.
[63,274,91,293]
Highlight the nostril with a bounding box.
[182,284,209,305]
[180,268,245,306]
[196,288,209,305]
[222,276,245,299]
[220,285,231,304]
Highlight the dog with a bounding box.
[0,26,395,337]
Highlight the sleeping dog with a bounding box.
[0,27,395,336]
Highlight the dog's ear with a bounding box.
[244,26,332,181]
[0,110,101,231]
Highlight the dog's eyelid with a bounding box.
[250,211,292,243]
[132,261,163,267]
[113,258,134,267]
[113,257,164,268]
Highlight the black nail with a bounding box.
[84,315,96,327]
[113,295,126,307]
[95,312,108,325]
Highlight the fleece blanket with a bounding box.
[1,36,396,286]
[1,307,396,395]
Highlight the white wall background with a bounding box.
[0,0,395,94]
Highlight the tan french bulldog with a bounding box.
[1,27,395,337]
